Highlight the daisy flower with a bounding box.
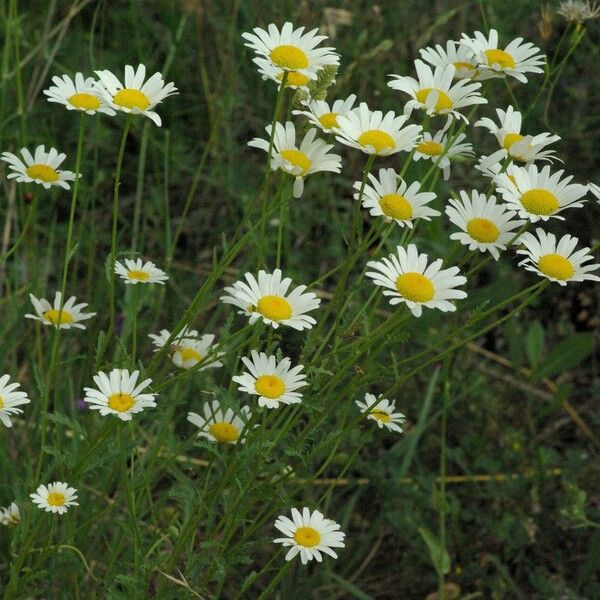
[83,369,156,421]
[460,29,545,83]
[43,73,115,115]
[335,102,422,157]
[273,507,346,564]
[148,329,223,371]
[557,0,600,23]
[516,228,600,286]
[187,400,252,445]
[94,64,178,126]
[0,374,31,428]
[248,122,341,198]
[494,164,588,222]
[419,40,479,80]
[220,269,320,330]
[30,482,78,515]
[445,190,525,260]
[475,105,560,164]
[25,291,96,330]
[356,167,439,228]
[413,130,474,180]
[114,258,169,285]
[366,244,467,317]
[0,502,20,526]
[388,60,486,122]
[292,94,356,133]
[475,149,514,179]
[588,182,600,203]
[253,58,318,89]
[232,350,307,409]
[1,145,77,189]
[356,393,405,433]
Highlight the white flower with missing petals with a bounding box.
[43,73,115,115]
[413,130,474,180]
[187,400,252,445]
[25,292,96,330]
[0,502,20,526]
[148,329,223,371]
[356,393,405,433]
[292,94,356,132]
[0,374,30,428]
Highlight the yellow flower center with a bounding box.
[43,309,74,325]
[26,164,59,183]
[0,396,4,409]
[467,218,500,243]
[371,410,391,423]
[520,189,559,215]
[47,492,66,507]
[107,392,135,412]
[395,272,435,303]
[453,61,477,76]
[127,270,150,281]
[319,112,339,129]
[68,92,101,110]
[113,88,150,110]
[415,87,454,111]
[502,132,524,150]
[537,254,574,280]
[485,48,516,69]
[357,129,396,153]
[280,149,311,174]
[416,140,443,156]
[277,71,310,87]
[270,45,309,70]
[255,374,285,399]
[379,193,413,220]
[256,295,293,321]
[179,347,203,364]
[294,526,321,548]
[209,421,240,443]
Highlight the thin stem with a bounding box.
[0,187,38,262]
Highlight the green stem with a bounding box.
[351,153,376,251]
[0,188,38,262]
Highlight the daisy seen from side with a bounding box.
[356,393,405,433]
[187,400,252,445]
[292,94,357,133]
[43,73,114,115]
[413,130,474,180]
[25,291,96,330]
[419,40,479,80]
[114,258,169,285]
[0,374,31,428]
[148,329,223,371]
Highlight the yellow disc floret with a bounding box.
[68,93,101,110]
[396,272,435,303]
[256,295,293,321]
[485,48,516,69]
[502,132,524,150]
[319,112,339,129]
[415,88,453,111]
[179,347,203,364]
[209,421,240,444]
[357,130,396,153]
[370,410,391,423]
[255,375,285,399]
[280,149,311,174]
[107,393,135,412]
[537,254,574,280]
[416,141,443,156]
[127,270,151,281]
[294,526,321,548]
[270,45,309,70]
[113,88,150,110]
[43,309,74,325]
[467,218,500,243]
[379,193,413,220]
[520,189,559,215]
[26,164,59,183]
[47,492,66,507]
[277,71,310,87]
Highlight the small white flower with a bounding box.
[413,130,474,180]
[148,329,223,371]
[292,94,357,133]
[356,393,405,433]
[557,0,600,23]
[0,502,20,526]
[187,400,252,445]
[0,374,31,428]
[43,73,115,115]
[30,482,78,515]
[25,292,96,330]
[475,149,515,179]
[419,40,479,80]
[114,258,169,285]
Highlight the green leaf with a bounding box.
[329,573,374,600]
[531,333,595,381]
[418,527,451,575]
[525,320,545,368]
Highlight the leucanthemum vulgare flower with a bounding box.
[0,374,31,428]
[30,482,78,515]
[273,507,346,564]
[460,29,545,83]
[445,190,525,260]
[248,122,341,198]
[232,350,307,409]
[356,167,439,228]
[366,244,467,317]
[83,369,156,421]
[474,149,519,179]
[388,60,486,122]
[413,130,474,180]
[475,105,560,164]
[292,94,357,133]
[494,164,588,222]
[114,258,169,285]
[94,64,178,126]
[0,502,19,526]
[25,291,96,330]
[148,329,223,371]
[557,0,600,23]
[220,269,320,330]
[356,393,405,433]
[335,102,422,157]
[187,400,252,445]
[419,40,479,80]
[0,146,77,189]
[43,73,115,115]
[588,182,600,204]
[516,228,600,286]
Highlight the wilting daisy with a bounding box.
[83,369,156,421]
[557,0,600,23]
[25,291,96,330]
[1,146,77,189]
[388,60,486,122]
[356,393,405,433]
[357,167,439,228]
[366,244,467,317]
[187,400,252,445]
[335,102,422,157]
[30,482,78,515]
[446,190,525,260]
[233,350,307,409]
[494,164,588,222]
[220,269,320,330]
[43,73,114,115]
[460,29,545,83]
[94,64,178,126]
[114,258,169,285]
[413,130,474,180]
[0,374,31,428]
[274,507,346,564]
[0,503,20,526]
[516,228,600,286]
[148,329,223,371]
[248,122,341,197]
[475,105,560,164]
[292,94,356,133]
[419,40,479,80]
